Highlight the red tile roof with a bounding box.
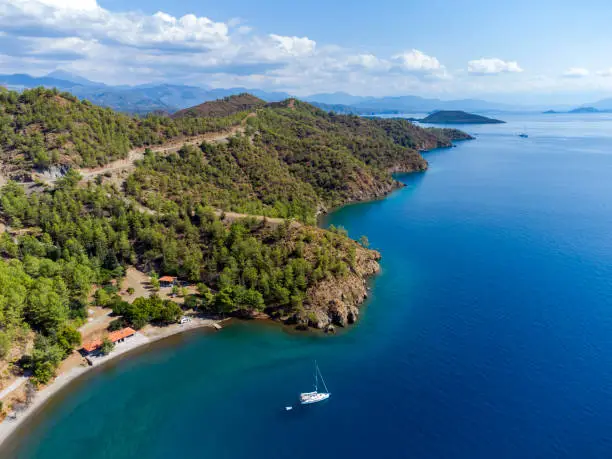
[81,328,136,353]
[159,276,177,282]
[82,338,102,353]
[108,327,136,342]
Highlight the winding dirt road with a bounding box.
[78,123,248,183]
[31,113,257,186]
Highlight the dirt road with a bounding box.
[78,123,248,183]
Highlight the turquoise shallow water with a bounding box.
[5,113,612,458]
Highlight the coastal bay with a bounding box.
[0,317,224,448]
[4,113,612,458]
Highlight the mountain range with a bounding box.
[2,71,611,115]
[0,72,293,114]
[304,93,528,114]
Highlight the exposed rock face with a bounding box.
[36,165,70,180]
[387,159,428,174]
[293,243,381,329]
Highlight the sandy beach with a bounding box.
[0,317,225,448]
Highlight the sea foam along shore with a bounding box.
[0,317,225,449]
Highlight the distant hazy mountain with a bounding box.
[543,105,611,114]
[304,92,370,106]
[309,102,367,114]
[569,107,600,114]
[354,96,524,113]
[0,72,291,114]
[1,71,584,115]
[309,93,535,114]
[0,73,78,89]
[45,70,101,86]
[580,98,612,111]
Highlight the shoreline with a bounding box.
[315,139,471,227]
[0,139,467,452]
[0,317,227,449]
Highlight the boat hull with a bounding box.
[300,392,330,404]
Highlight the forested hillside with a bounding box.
[172,93,265,118]
[0,178,375,382]
[127,99,470,223]
[0,89,470,384]
[0,87,246,170]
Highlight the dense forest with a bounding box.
[127,99,470,223]
[0,87,245,170]
[0,88,470,385]
[0,177,367,383]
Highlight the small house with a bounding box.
[159,275,177,287]
[108,327,136,344]
[81,327,136,356]
[81,338,103,355]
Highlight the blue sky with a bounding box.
[1,0,612,103]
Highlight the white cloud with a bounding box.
[563,67,589,78]
[36,0,97,10]
[0,0,319,80]
[269,34,316,57]
[343,53,389,71]
[467,58,523,75]
[0,0,609,99]
[597,68,612,77]
[392,49,444,72]
[29,37,101,55]
[0,0,230,50]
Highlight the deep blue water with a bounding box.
[5,113,612,458]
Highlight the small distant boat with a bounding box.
[518,133,529,138]
[300,361,330,405]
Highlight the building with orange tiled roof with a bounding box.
[158,275,177,287]
[82,338,103,354]
[81,327,136,355]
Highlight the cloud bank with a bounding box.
[562,67,589,78]
[467,58,523,75]
[0,0,608,100]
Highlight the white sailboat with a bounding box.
[299,361,330,405]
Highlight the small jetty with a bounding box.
[212,323,223,330]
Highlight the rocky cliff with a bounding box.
[290,233,381,331]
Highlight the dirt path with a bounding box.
[0,377,27,401]
[123,267,151,303]
[79,307,114,340]
[216,210,290,228]
[78,123,248,184]
[31,114,256,187]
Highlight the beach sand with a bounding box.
[0,317,225,447]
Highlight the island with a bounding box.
[568,107,599,114]
[419,110,505,124]
[544,107,604,114]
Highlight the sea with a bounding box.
[4,113,612,458]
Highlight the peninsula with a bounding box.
[419,110,505,124]
[0,89,471,439]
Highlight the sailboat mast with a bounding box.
[314,361,318,392]
[317,364,329,393]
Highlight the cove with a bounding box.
[5,113,612,458]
